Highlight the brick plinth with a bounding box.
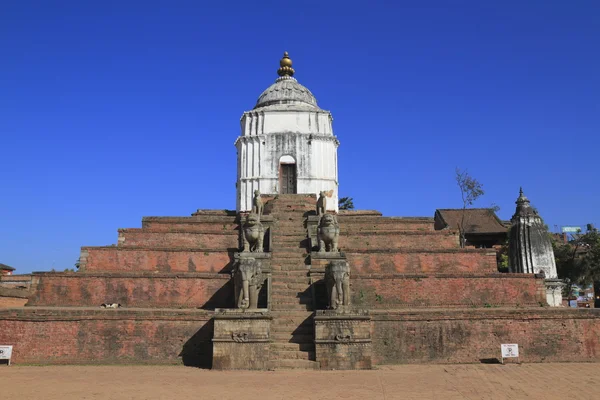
[28,272,232,309]
[118,230,238,249]
[0,308,213,366]
[82,247,233,273]
[371,308,600,364]
[212,309,271,370]
[351,273,545,308]
[346,249,498,274]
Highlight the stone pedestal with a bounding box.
[545,279,565,307]
[314,309,372,370]
[212,309,271,370]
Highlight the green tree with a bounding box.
[554,227,600,298]
[338,197,355,211]
[455,168,485,248]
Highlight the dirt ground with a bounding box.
[1,363,598,399]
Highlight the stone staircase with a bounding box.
[265,195,319,370]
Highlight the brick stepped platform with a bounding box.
[27,272,232,309]
[265,195,319,370]
[80,212,238,273]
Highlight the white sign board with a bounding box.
[0,345,13,365]
[501,344,519,358]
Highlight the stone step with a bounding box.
[271,231,308,237]
[268,359,320,370]
[271,324,313,334]
[272,266,310,272]
[271,296,312,305]
[270,350,315,360]
[271,304,312,311]
[272,332,314,342]
[271,280,310,292]
[270,342,315,352]
[271,317,314,333]
[271,252,308,258]
[271,287,310,294]
[271,278,310,284]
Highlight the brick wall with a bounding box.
[337,216,434,232]
[0,297,28,308]
[371,309,600,364]
[2,308,600,365]
[28,273,233,309]
[350,274,544,308]
[142,216,237,233]
[0,308,214,366]
[82,247,233,273]
[340,231,459,251]
[345,249,498,274]
[118,230,238,248]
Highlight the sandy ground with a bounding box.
[1,363,598,400]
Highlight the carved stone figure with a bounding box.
[316,191,327,216]
[241,213,265,253]
[233,258,263,309]
[318,214,340,253]
[252,190,263,219]
[325,260,350,310]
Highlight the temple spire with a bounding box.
[277,51,295,77]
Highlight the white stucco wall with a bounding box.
[235,109,339,212]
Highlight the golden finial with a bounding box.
[277,51,295,77]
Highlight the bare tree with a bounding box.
[455,168,484,248]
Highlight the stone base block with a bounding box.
[212,309,271,370]
[545,278,565,307]
[314,309,372,370]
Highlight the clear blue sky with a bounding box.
[2,1,599,273]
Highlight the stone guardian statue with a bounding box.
[318,214,340,253]
[316,191,327,216]
[325,260,350,310]
[252,190,263,220]
[234,258,263,309]
[240,213,265,253]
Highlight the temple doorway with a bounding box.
[279,156,297,194]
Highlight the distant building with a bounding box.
[434,208,508,248]
[0,263,15,276]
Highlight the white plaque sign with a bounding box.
[501,344,519,358]
[0,345,13,365]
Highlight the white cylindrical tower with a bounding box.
[235,52,339,212]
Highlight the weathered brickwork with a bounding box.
[371,309,600,364]
[0,297,28,308]
[28,273,232,309]
[351,274,545,308]
[141,216,237,233]
[337,216,435,232]
[83,247,233,273]
[118,230,238,249]
[345,250,497,274]
[339,231,459,251]
[2,308,600,366]
[0,308,213,366]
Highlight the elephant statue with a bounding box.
[233,258,263,309]
[241,213,265,253]
[325,260,350,310]
[318,214,340,253]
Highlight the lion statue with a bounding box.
[241,213,265,253]
[318,214,340,253]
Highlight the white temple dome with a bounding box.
[253,52,320,110]
[254,76,319,109]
